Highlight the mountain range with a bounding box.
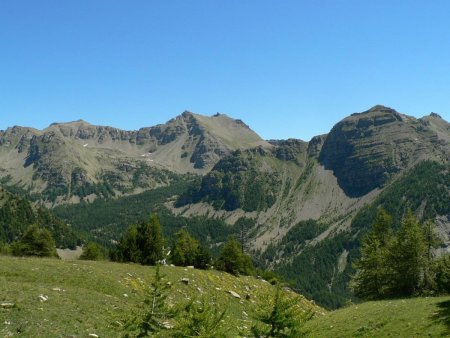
[0,112,268,203]
[1,104,449,308]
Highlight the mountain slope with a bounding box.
[319,105,448,197]
[0,112,269,204]
[174,106,450,248]
[169,106,450,307]
[173,138,375,251]
[270,160,450,308]
[0,187,79,248]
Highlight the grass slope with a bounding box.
[0,256,321,337]
[305,296,450,337]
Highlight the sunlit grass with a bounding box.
[0,256,321,337]
[305,296,450,337]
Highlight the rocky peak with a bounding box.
[0,126,39,149]
[319,105,437,197]
[49,119,91,127]
[181,110,195,117]
[430,112,443,119]
[364,104,398,114]
[348,105,404,125]
[307,134,327,158]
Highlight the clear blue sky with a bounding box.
[1,0,450,140]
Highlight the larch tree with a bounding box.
[138,214,165,266]
[351,208,394,299]
[389,209,427,295]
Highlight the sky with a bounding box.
[1,0,450,141]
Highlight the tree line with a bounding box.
[2,210,258,280]
[110,213,256,277]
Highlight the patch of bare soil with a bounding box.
[57,246,83,260]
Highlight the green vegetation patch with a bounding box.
[54,181,245,252]
[177,151,281,212]
[352,160,450,231]
[0,189,79,249]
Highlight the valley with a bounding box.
[1,105,450,309]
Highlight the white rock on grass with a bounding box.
[227,290,241,299]
[38,295,48,302]
[88,334,99,338]
[162,321,173,329]
[1,303,15,308]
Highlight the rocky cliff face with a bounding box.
[318,105,447,197]
[174,106,450,250]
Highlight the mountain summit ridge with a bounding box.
[0,106,448,205]
[0,111,270,203]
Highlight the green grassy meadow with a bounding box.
[305,296,450,337]
[2,255,450,337]
[0,256,321,337]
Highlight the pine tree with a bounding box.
[434,254,450,293]
[11,224,57,257]
[79,242,103,260]
[113,214,166,265]
[171,229,200,267]
[251,285,313,338]
[351,235,391,299]
[170,228,212,269]
[390,210,427,295]
[115,225,141,263]
[422,219,439,290]
[125,265,174,338]
[194,245,212,270]
[172,297,226,338]
[138,214,165,266]
[370,208,393,245]
[216,236,254,276]
[352,208,439,298]
[351,208,394,299]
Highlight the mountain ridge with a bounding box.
[0,111,270,204]
[1,105,450,308]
